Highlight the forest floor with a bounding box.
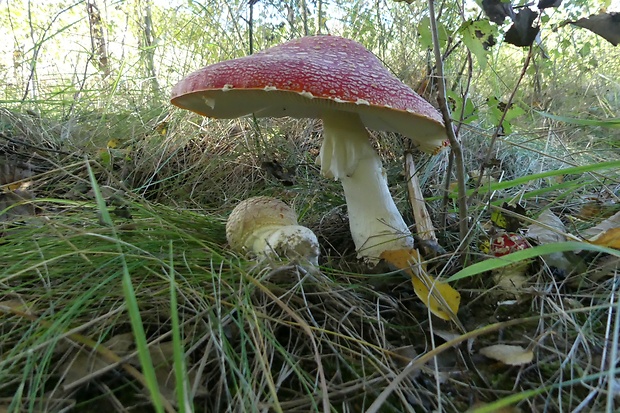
[1,104,619,413]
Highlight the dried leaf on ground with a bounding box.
[0,156,34,189]
[527,209,584,275]
[493,261,530,292]
[527,209,566,243]
[479,344,533,366]
[149,341,206,402]
[60,332,134,386]
[390,345,421,380]
[491,203,527,231]
[0,299,37,315]
[380,248,461,322]
[583,210,620,237]
[584,210,620,249]
[0,189,35,222]
[588,227,620,249]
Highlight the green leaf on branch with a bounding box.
[458,19,494,69]
[417,17,448,50]
[487,96,525,134]
[447,90,478,124]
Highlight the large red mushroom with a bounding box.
[171,35,448,263]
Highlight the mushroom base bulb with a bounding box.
[250,225,320,266]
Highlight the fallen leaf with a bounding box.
[0,156,35,188]
[0,299,36,315]
[480,344,534,366]
[479,344,533,366]
[588,227,620,249]
[493,261,530,292]
[380,248,461,323]
[0,189,35,222]
[527,209,566,244]
[149,341,206,402]
[390,345,421,379]
[107,138,120,149]
[491,202,527,231]
[528,210,586,276]
[61,332,134,386]
[584,210,620,239]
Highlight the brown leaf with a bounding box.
[589,227,620,249]
[61,332,134,386]
[0,299,37,315]
[493,261,530,292]
[584,210,620,240]
[480,344,533,366]
[0,156,35,188]
[565,12,620,46]
[149,341,207,402]
[527,209,566,244]
[0,189,35,222]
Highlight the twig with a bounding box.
[427,0,469,257]
[405,152,437,243]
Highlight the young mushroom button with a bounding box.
[171,35,448,264]
[226,196,320,266]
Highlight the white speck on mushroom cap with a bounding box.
[171,35,448,152]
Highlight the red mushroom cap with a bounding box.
[171,35,448,153]
[490,233,531,257]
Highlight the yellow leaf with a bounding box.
[491,208,509,229]
[479,237,491,254]
[589,227,620,249]
[107,138,120,149]
[380,248,461,322]
[155,122,168,135]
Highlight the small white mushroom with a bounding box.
[226,196,320,266]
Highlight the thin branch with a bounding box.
[427,0,469,257]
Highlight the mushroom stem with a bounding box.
[319,111,414,262]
